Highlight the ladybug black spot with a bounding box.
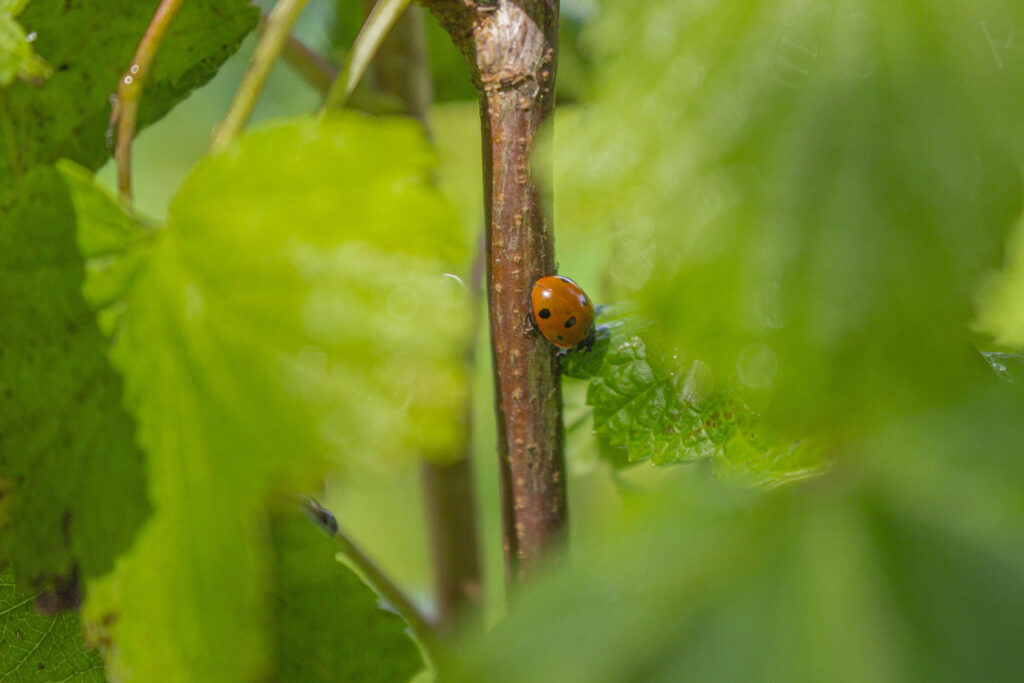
[565,316,576,328]
[556,335,565,342]
[538,308,551,319]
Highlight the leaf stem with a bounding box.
[210,0,311,154]
[332,523,438,654]
[109,0,185,205]
[323,0,412,110]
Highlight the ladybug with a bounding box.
[531,275,595,350]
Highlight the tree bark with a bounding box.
[425,0,565,582]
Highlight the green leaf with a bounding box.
[1,0,257,182]
[976,217,1024,348]
[563,308,826,484]
[564,312,736,466]
[64,112,467,680]
[557,0,1024,432]
[0,0,52,87]
[0,0,254,595]
[0,166,149,591]
[451,384,1024,682]
[269,510,423,682]
[0,566,104,681]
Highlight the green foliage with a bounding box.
[0,167,149,591]
[557,0,1024,431]
[269,511,423,681]
[562,309,827,484]
[3,0,257,179]
[563,312,732,465]
[0,0,254,595]
[451,383,1024,683]
[0,566,103,681]
[451,0,1024,679]
[0,0,52,87]
[62,112,467,680]
[977,216,1024,347]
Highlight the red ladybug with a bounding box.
[531,275,595,350]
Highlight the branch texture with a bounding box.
[426,0,565,581]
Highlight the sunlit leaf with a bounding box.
[62,112,467,680]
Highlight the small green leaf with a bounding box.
[563,309,738,466]
[269,511,423,682]
[563,308,828,484]
[0,566,104,681]
[0,166,149,591]
[64,112,468,680]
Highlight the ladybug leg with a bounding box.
[577,325,597,353]
[525,311,539,333]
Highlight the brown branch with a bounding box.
[424,0,565,582]
[109,0,185,204]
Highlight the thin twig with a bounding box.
[323,0,411,110]
[210,0,311,154]
[109,0,185,204]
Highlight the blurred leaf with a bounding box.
[451,383,1024,682]
[62,112,467,680]
[0,0,52,87]
[976,217,1024,347]
[269,511,423,682]
[1,0,256,181]
[0,566,104,681]
[715,421,830,489]
[0,166,149,591]
[557,0,1024,431]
